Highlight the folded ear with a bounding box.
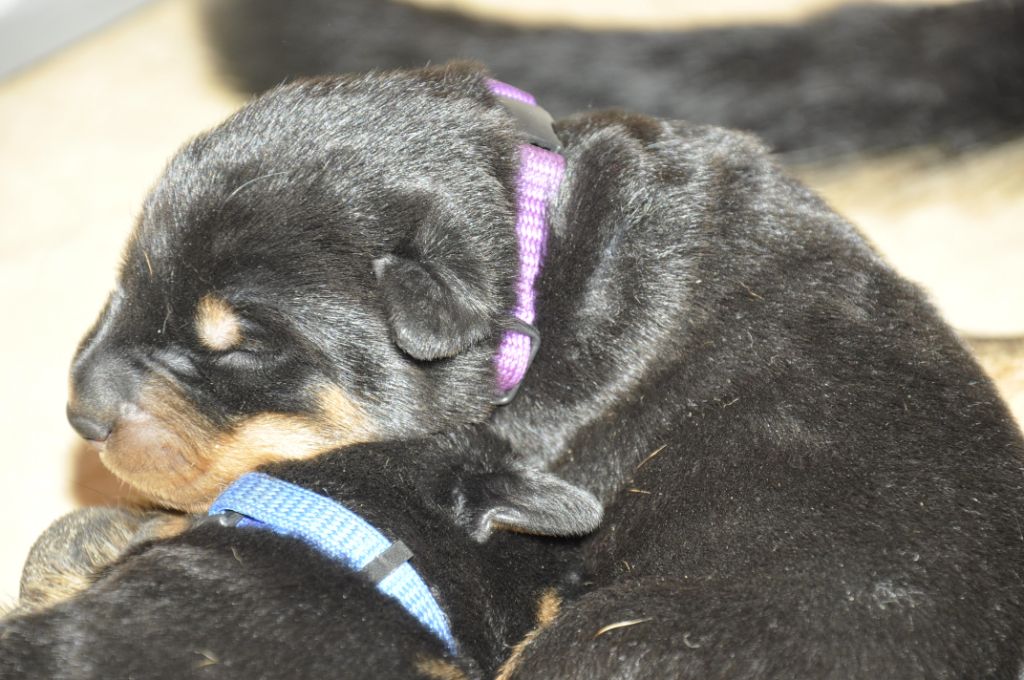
[373,253,492,361]
[452,468,604,543]
[371,190,512,361]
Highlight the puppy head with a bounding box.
[67,64,524,510]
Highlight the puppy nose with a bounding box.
[66,403,113,442]
[68,343,141,443]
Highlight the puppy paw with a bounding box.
[14,507,190,614]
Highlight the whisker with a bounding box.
[221,171,289,207]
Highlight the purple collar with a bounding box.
[487,79,565,404]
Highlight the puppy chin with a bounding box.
[94,385,377,511]
[101,412,213,512]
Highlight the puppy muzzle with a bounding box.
[67,350,143,443]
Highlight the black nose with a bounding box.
[67,403,113,442]
[68,338,141,443]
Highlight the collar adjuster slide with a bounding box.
[361,539,413,584]
[199,510,245,528]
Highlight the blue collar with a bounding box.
[208,472,458,654]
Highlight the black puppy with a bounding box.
[27,61,1024,677]
[2,432,601,678]
[206,0,1024,161]
[64,65,529,512]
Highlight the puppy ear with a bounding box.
[373,254,492,361]
[452,468,604,543]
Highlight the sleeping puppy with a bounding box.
[30,60,1024,677]
[63,64,527,512]
[1,432,601,678]
[3,64,602,678]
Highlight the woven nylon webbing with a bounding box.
[209,472,457,654]
[487,79,566,393]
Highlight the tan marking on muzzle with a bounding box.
[195,295,242,351]
[100,378,377,512]
[494,588,563,680]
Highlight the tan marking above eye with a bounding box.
[195,295,242,351]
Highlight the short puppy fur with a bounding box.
[26,62,1024,677]
[65,65,525,510]
[2,433,600,678]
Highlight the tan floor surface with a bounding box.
[0,0,1020,606]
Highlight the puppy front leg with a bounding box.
[11,507,189,615]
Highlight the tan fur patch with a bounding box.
[99,378,377,511]
[141,513,193,541]
[13,508,189,616]
[195,295,242,351]
[414,657,469,680]
[535,589,562,627]
[315,384,375,440]
[14,569,93,616]
[495,589,562,680]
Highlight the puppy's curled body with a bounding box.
[17,64,1024,677]
[494,109,1024,676]
[1,432,596,679]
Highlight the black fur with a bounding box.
[16,63,1024,677]
[204,0,1024,161]
[63,67,526,510]
[1,432,598,678]
[129,69,517,433]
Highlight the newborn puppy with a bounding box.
[38,61,1024,677]
[206,0,1024,161]
[1,434,601,678]
[65,65,526,511]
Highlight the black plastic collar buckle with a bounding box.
[361,540,414,585]
[496,95,562,152]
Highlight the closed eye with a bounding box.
[194,300,292,372]
[146,349,201,380]
[211,347,268,372]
